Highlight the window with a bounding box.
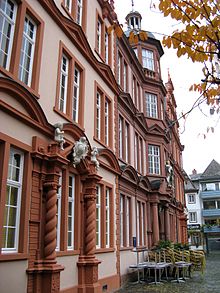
[203,200,216,210]
[59,54,69,113]
[2,148,24,253]
[56,43,84,125]
[67,175,75,250]
[120,195,131,247]
[148,145,160,175]
[134,133,138,170]
[96,185,101,248]
[56,174,62,250]
[146,93,158,118]
[118,115,130,163]
[63,0,86,30]
[94,84,112,147]
[97,17,102,55]
[104,29,109,63]
[133,48,138,58]
[76,0,83,25]
[117,51,122,86]
[18,16,37,86]
[132,75,136,103]
[0,0,17,70]
[142,48,154,71]
[96,183,113,249]
[123,61,128,91]
[189,212,197,223]
[188,194,196,204]
[0,1,44,91]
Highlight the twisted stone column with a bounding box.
[44,182,57,261]
[84,194,96,255]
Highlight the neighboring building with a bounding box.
[0,1,187,293]
[186,160,220,251]
[184,172,202,249]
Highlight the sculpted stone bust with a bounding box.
[54,122,65,150]
[73,137,88,167]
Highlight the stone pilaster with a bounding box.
[164,204,171,241]
[152,203,160,246]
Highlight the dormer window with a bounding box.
[142,49,154,71]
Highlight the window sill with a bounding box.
[95,247,115,254]
[0,67,40,99]
[53,107,85,130]
[120,246,133,251]
[0,252,28,262]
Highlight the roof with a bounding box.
[201,159,220,178]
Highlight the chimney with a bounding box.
[192,169,197,175]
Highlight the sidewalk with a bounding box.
[114,251,220,293]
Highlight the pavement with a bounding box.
[114,251,220,293]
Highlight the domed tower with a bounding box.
[125,10,142,31]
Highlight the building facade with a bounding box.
[186,160,220,251]
[0,1,187,292]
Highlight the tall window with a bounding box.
[95,86,111,147]
[105,188,110,248]
[119,116,123,158]
[96,91,101,140]
[125,122,129,162]
[189,212,197,223]
[120,195,124,247]
[97,18,102,55]
[76,0,83,25]
[64,0,72,13]
[148,145,160,175]
[146,93,158,118]
[123,61,127,91]
[96,185,101,248]
[59,54,69,113]
[188,194,196,204]
[134,133,138,170]
[18,16,37,86]
[104,30,109,63]
[142,48,154,71]
[3,148,24,252]
[136,201,140,246]
[105,100,109,145]
[117,52,122,86]
[56,174,62,250]
[72,67,80,122]
[0,0,17,70]
[126,197,131,246]
[67,175,75,250]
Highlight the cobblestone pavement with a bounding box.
[115,251,220,293]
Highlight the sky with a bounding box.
[114,0,220,175]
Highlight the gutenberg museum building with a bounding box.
[0,0,187,292]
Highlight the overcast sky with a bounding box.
[114,0,220,175]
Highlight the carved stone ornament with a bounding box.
[91,147,99,171]
[72,137,89,167]
[165,160,174,187]
[54,122,65,150]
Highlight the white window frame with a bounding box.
[146,93,158,118]
[104,30,109,63]
[119,116,123,158]
[0,0,17,70]
[65,0,72,13]
[188,194,196,204]
[141,203,145,246]
[72,67,80,122]
[136,201,140,246]
[125,122,129,162]
[56,174,62,251]
[123,61,127,91]
[18,15,37,86]
[3,148,24,253]
[142,48,154,71]
[104,99,109,145]
[67,174,75,250]
[96,185,101,248]
[120,195,124,247]
[126,197,130,247]
[59,54,69,113]
[139,137,143,173]
[97,18,101,54]
[189,212,197,223]
[96,92,101,140]
[134,133,138,170]
[76,0,83,25]
[117,52,122,85]
[148,145,160,175]
[105,188,110,248]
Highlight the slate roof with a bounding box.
[201,159,220,178]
